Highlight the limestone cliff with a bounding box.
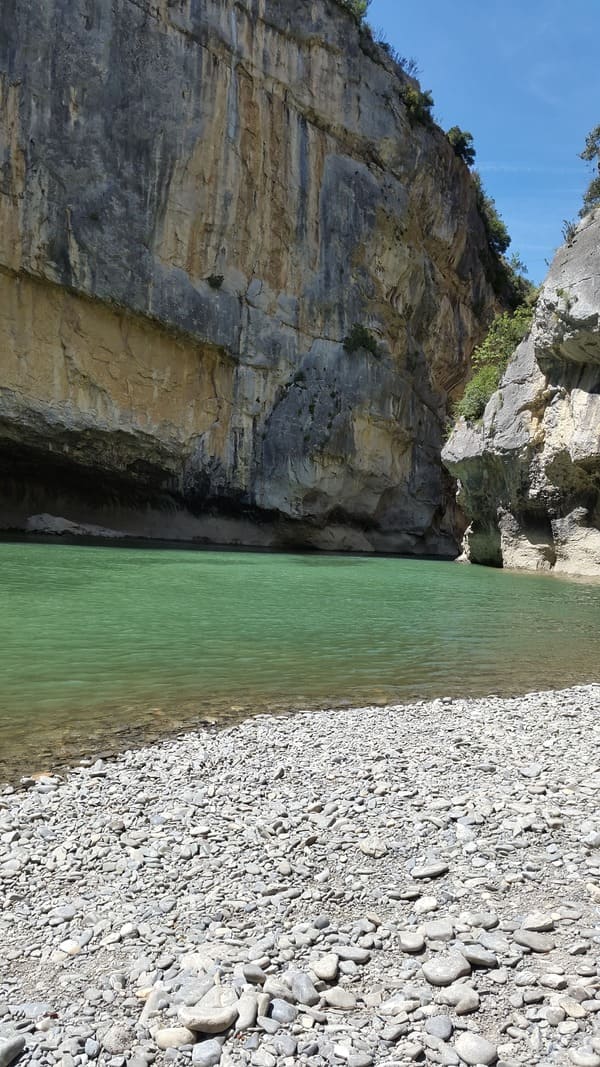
[443,209,600,576]
[0,0,500,552]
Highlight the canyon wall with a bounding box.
[444,209,600,576]
[0,0,500,551]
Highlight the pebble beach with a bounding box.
[2,686,600,1067]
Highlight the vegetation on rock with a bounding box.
[579,124,600,217]
[471,171,511,256]
[343,323,379,356]
[399,85,435,125]
[447,126,476,167]
[454,304,534,422]
[338,0,371,20]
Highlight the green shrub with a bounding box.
[580,124,600,164]
[447,126,476,167]
[400,85,434,125]
[343,323,379,356]
[337,0,370,20]
[207,274,224,289]
[454,365,501,422]
[471,171,511,256]
[454,305,534,422]
[581,175,600,217]
[562,219,577,244]
[578,124,600,217]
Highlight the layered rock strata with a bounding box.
[443,210,600,576]
[0,0,499,551]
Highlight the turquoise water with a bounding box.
[2,540,600,778]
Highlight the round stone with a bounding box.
[399,931,426,954]
[179,987,239,1034]
[569,1051,600,1067]
[454,1031,498,1065]
[412,862,449,880]
[425,1015,454,1040]
[513,930,555,952]
[313,953,339,981]
[270,998,298,1024]
[191,1039,223,1067]
[422,954,472,987]
[155,1028,195,1050]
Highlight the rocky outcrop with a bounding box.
[443,209,600,576]
[0,0,500,552]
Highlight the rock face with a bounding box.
[0,0,499,552]
[443,209,600,576]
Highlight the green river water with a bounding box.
[2,539,600,780]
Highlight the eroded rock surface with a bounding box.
[0,0,500,552]
[443,209,600,575]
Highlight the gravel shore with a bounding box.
[2,686,600,1067]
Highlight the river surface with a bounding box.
[2,539,600,780]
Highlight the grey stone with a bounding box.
[289,972,319,1006]
[569,1051,600,1067]
[191,1039,223,1067]
[330,945,370,964]
[513,930,555,953]
[242,964,266,985]
[100,1025,136,1055]
[422,954,472,987]
[412,862,449,880]
[235,993,258,1031]
[454,1031,498,1065]
[422,918,454,942]
[522,912,554,932]
[398,931,426,954]
[425,1016,454,1040]
[154,1028,195,1050]
[460,944,498,969]
[358,837,387,858]
[179,987,238,1034]
[323,987,357,1010]
[270,998,297,1024]
[0,1034,26,1067]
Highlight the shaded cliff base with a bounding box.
[0,441,459,557]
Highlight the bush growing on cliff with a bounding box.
[373,30,420,76]
[471,171,511,256]
[581,176,600,216]
[447,126,476,167]
[343,323,379,356]
[337,0,370,20]
[579,124,600,217]
[455,304,534,422]
[400,85,435,125]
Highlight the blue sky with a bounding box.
[368,0,599,283]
